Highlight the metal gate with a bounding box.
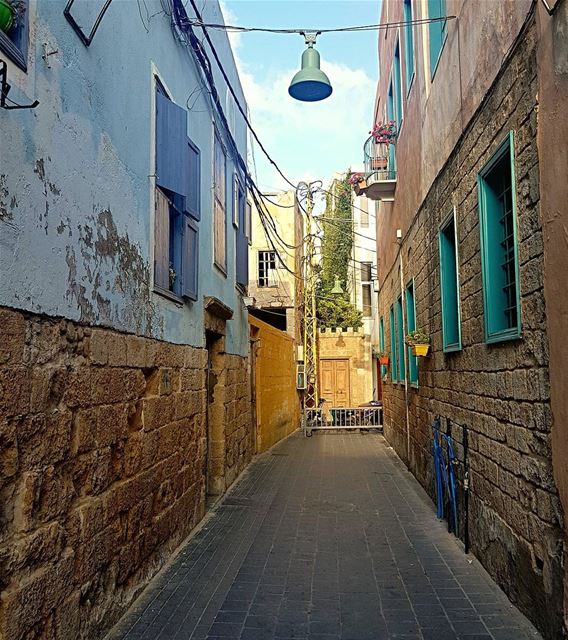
[303,406,383,435]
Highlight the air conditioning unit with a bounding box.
[296,364,306,390]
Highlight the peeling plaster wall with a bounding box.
[0,0,249,356]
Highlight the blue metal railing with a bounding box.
[363,136,396,181]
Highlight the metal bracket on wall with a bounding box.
[540,0,562,15]
[63,0,114,47]
[0,60,39,110]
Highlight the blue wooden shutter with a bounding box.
[236,183,248,287]
[181,216,198,301]
[185,138,201,221]
[156,91,189,198]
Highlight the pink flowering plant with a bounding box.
[370,120,397,145]
[347,172,365,186]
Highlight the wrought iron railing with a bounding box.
[363,136,396,181]
[303,406,383,434]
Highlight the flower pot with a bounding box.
[353,179,367,195]
[379,356,390,366]
[411,344,430,357]
[0,0,15,32]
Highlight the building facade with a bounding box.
[364,0,568,637]
[0,1,253,638]
[247,191,301,336]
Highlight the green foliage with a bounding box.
[316,173,363,330]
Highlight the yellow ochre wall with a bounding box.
[249,315,301,452]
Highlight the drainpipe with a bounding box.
[399,251,411,464]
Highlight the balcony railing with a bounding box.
[354,136,397,200]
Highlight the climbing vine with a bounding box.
[316,173,363,330]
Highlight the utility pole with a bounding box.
[299,182,319,412]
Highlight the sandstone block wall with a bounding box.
[0,306,251,640]
[249,316,300,453]
[378,19,564,638]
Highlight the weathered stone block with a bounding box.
[0,308,25,366]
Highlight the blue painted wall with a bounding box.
[0,0,249,356]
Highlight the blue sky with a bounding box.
[221,1,381,191]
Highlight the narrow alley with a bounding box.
[108,433,540,640]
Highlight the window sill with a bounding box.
[485,329,521,345]
[214,262,227,278]
[0,31,27,71]
[154,286,184,305]
[443,344,462,354]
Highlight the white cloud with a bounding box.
[220,2,376,192]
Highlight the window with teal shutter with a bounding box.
[405,281,418,384]
[428,0,447,79]
[396,296,406,383]
[478,132,520,343]
[390,305,398,382]
[393,41,403,128]
[439,209,462,351]
[387,82,396,176]
[403,0,415,93]
[379,316,386,377]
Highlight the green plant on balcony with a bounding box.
[370,120,398,145]
[0,0,25,33]
[348,172,366,188]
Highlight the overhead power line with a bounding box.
[188,15,456,35]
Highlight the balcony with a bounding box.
[354,137,397,201]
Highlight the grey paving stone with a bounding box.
[106,434,543,640]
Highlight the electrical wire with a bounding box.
[188,15,456,35]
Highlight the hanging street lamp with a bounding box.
[288,32,333,102]
[330,275,344,295]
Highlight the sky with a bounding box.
[220,1,381,192]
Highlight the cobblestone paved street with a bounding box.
[107,433,542,640]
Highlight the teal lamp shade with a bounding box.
[288,45,333,102]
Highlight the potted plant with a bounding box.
[377,351,390,366]
[371,157,388,171]
[348,172,366,189]
[169,264,177,289]
[370,120,398,145]
[405,328,430,357]
[0,0,25,33]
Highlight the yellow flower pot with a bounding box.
[412,344,430,357]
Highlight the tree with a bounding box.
[316,174,363,330]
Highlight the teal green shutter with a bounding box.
[390,305,397,382]
[403,0,415,92]
[393,42,403,127]
[439,211,462,351]
[405,282,418,384]
[379,316,386,377]
[478,132,520,343]
[387,83,396,176]
[428,0,446,78]
[396,297,405,383]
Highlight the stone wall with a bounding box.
[249,316,301,453]
[378,19,564,639]
[0,306,251,640]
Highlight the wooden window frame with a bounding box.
[396,295,406,384]
[439,207,462,352]
[405,280,418,386]
[257,250,277,288]
[0,0,29,71]
[428,0,448,81]
[403,0,415,95]
[213,132,227,274]
[477,131,521,344]
[390,305,398,383]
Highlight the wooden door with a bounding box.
[319,359,350,407]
